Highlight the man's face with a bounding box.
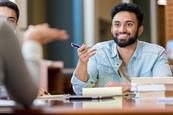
[111,11,142,47]
[0,6,17,28]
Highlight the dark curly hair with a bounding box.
[111,3,143,27]
[0,0,19,23]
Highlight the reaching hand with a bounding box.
[24,23,69,44]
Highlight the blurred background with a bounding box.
[13,0,173,68]
[11,0,173,94]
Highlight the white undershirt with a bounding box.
[22,40,43,61]
[118,63,131,82]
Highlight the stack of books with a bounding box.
[131,77,173,98]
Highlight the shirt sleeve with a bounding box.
[22,40,43,61]
[71,72,86,95]
[22,40,42,87]
[152,49,172,76]
[71,56,98,95]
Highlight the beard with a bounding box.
[113,31,138,47]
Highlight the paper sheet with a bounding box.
[37,94,64,100]
[0,100,15,106]
[82,87,122,96]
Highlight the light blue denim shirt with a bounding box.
[71,40,172,95]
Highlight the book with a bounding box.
[131,77,173,85]
[136,91,173,98]
[131,84,173,92]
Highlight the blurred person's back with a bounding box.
[0,16,39,107]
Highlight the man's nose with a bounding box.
[119,24,127,32]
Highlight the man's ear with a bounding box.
[138,25,144,36]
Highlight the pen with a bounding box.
[71,43,80,48]
[65,95,114,100]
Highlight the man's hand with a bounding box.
[105,82,130,93]
[74,44,96,82]
[78,44,96,65]
[24,23,69,44]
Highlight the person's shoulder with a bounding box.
[139,41,165,53]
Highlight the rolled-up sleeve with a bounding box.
[71,55,98,95]
[71,72,86,95]
[152,49,172,77]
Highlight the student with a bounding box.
[0,17,68,107]
[71,3,172,95]
[0,0,68,96]
[0,0,19,27]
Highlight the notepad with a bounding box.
[82,87,122,96]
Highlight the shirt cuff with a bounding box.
[71,74,87,85]
[71,72,87,95]
[22,40,43,61]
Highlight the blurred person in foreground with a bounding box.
[0,16,68,107]
[0,0,65,96]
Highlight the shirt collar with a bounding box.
[111,41,118,58]
[111,40,141,59]
[132,40,141,59]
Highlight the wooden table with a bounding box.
[1,96,173,114]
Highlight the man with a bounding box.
[71,3,172,95]
[0,16,68,107]
[0,0,68,96]
[0,0,19,27]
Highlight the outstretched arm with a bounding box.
[24,23,69,45]
[23,23,69,96]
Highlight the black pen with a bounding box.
[71,43,80,48]
[65,95,114,100]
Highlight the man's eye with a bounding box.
[126,23,133,27]
[114,23,120,27]
[8,19,15,24]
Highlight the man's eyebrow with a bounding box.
[125,21,135,23]
[113,21,120,23]
[113,20,135,23]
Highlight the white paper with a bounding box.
[82,87,122,96]
[0,100,16,106]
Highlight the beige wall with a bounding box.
[96,0,120,21]
[28,0,47,25]
[14,0,27,44]
[94,0,120,42]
